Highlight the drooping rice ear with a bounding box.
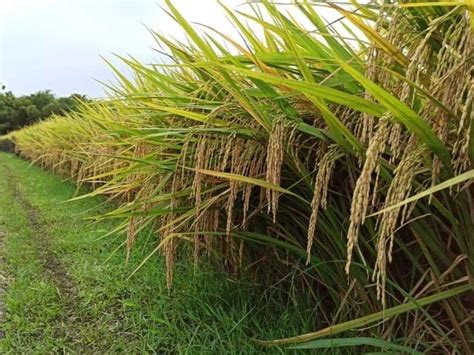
[265,117,286,222]
[374,141,424,306]
[452,76,473,177]
[126,217,138,264]
[346,117,389,274]
[306,147,338,264]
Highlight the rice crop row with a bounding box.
[4,1,473,351]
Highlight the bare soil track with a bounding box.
[1,161,82,343]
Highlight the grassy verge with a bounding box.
[0,152,314,353]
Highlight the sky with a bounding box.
[0,0,339,99]
[0,0,245,98]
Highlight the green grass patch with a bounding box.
[0,152,316,353]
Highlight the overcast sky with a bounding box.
[0,0,341,98]
[0,0,246,98]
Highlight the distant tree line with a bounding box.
[0,85,88,135]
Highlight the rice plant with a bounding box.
[5,1,473,352]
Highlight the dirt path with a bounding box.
[1,161,81,342]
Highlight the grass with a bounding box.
[0,152,318,353]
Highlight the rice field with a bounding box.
[1,1,473,353]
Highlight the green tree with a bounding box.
[0,88,88,135]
